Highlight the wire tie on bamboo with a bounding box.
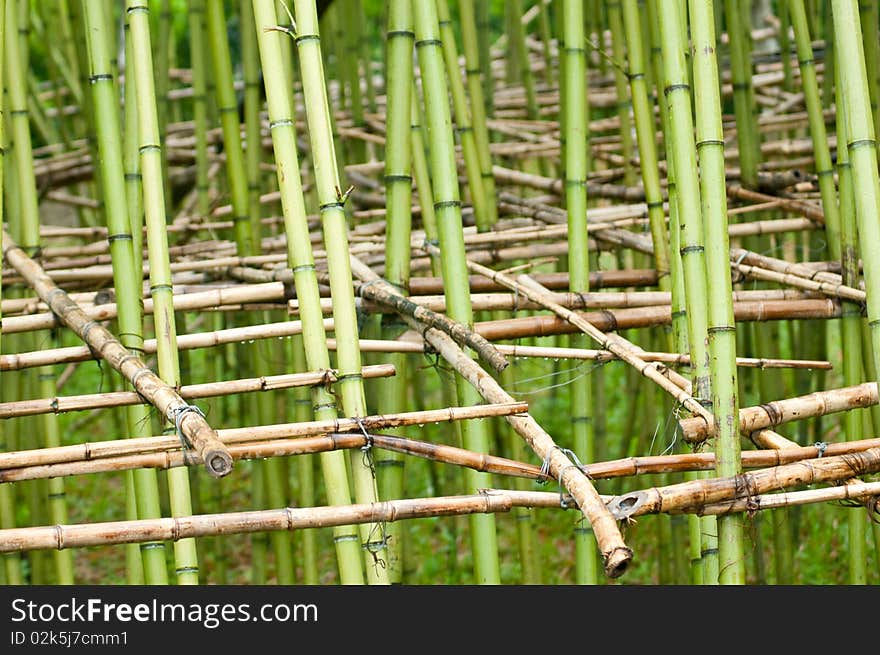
[354,416,376,476]
[814,441,828,458]
[169,404,206,451]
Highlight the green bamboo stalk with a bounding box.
[84,2,160,584]
[860,0,880,140]
[341,0,366,163]
[621,0,670,292]
[239,0,293,585]
[375,0,414,584]
[206,0,257,257]
[560,0,597,586]
[37,352,74,584]
[723,0,761,188]
[689,0,745,586]
[126,0,202,585]
[834,47,868,585]
[832,1,880,401]
[778,0,793,94]
[0,0,22,586]
[459,0,498,229]
[251,0,365,585]
[790,0,841,259]
[410,85,437,242]
[658,0,718,585]
[413,0,500,584]
[123,21,145,279]
[290,333,319,584]
[475,0,492,115]
[188,0,212,217]
[607,0,636,186]
[291,0,390,584]
[6,0,73,585]
[436,0,489,232]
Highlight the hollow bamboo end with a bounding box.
[604,546,634,579]
[204,450,234,478]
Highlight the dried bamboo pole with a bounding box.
[324,271,507,372]
[0,364,397,419]
[2,476,876,555]
[680,381,879,444]
[346,256,633,578]
[421,244,713,423]
[0,491,562,553]
[469,298,842,341]
[0,426,545,485]
[0,402,529,471]
[312,275,816,317]
[0,316,332,372]
[607,446,880,520]
[1,231,232,477]
[1,280,288,338]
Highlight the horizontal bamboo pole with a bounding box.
[696,480,880,516]
[679,381,878,443]
[580,438,880,479]
[0,363,397,419]
[6,474,876,553]
[467,298,842,341]
[332,338,831,369]
[0,491,560,553]
[407,268,659,293]
[2,230,234,477]
[294,287,816,315]
[0,402,530,471]
[0,316,332,371]
[1,280,288,334]
[0,428,544,484]
[606,446,880,520]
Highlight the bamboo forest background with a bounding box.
[0,0,878,586]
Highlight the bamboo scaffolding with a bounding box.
[1,230,233,477]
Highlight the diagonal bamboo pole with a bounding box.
[346,255,633,578]
[1,230,232,478]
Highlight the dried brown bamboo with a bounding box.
[432,247,714,421]
[406,269,660,294]
[607,446,880,520]
[467,298,841,341]
[1,280,289,334]
[345,256,634,578]
[0,491,561,553]
[0,427,543,484]
[295,287,816,316]
[0,402,529,470]
[580,438,880,479]
[314,271,509,373]
[0,363,397,419]
[328,339,830,369]
[1,230,233,477]
[680,381,878,443]
[0,316,333,372]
